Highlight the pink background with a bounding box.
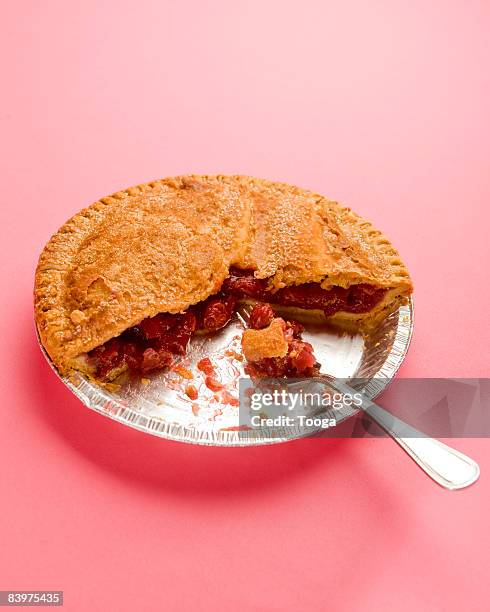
[1,1,489,610]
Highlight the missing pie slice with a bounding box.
[34,175,412,381]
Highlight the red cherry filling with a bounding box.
[195,294,237,331]
[222,267,386,316]
[249,303,275,329]
[243,304,319,378]
[88,292,238,379]
[88,269,384,380]
[89,311,197,379]
[140,347,173,373]
[89,338,126,380]
[197,357,214,375]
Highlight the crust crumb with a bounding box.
[241,319,288,362]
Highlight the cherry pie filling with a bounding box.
[88,268,387,379]
[222,268,387,316]
[88,294,237,379]
[243,303,320,378]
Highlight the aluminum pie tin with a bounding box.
[38,299,413,446]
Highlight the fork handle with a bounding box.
[361,393,479,489]
[333,380,480,490]
[389,435,480,490]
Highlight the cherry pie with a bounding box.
[34,175,412,381]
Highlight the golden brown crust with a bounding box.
[241,319,289,362]
[34,175,413,373]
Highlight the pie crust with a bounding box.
[34,175,413,376]
[241,309,319,378]
[242,319,289,362]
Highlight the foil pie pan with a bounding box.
[38,300,413,446]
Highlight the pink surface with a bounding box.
[1,1,489,610]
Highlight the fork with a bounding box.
[237,304,480,490]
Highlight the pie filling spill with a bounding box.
[242,303,320,378]
[88,268,387,380]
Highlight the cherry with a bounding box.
[202,295,236,330]
[249,303,274,329]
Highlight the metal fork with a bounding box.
[237,304,480,490]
